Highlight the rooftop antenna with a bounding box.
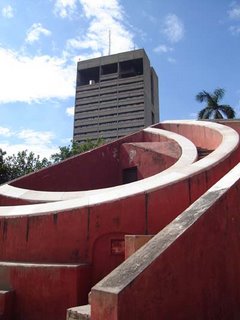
[108,30,111,55]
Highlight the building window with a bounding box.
[78,67,100,86]
[101,63,118,75]
[119,58,143,78]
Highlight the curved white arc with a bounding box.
[0,127,197,203]
[0,120,238,216]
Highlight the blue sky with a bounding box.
[0,0,240,158]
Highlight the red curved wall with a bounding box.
[0,121,239,320]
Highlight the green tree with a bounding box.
[51,138,104,163]
[4,150,51,181]
[196,88,236,120]
[0,149,9,184]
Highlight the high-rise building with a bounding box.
[73,49,159,143]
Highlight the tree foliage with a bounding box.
[6,150,51,181]
[0,149,8,184]
[51,138,104,163]
[0,150,51,184]
[196,88,236,120]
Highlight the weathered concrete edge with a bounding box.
[67,305,91,320]
[0,126,197,203]
[0,120,238,216]
[92,162,240,294]
[0,261,88,268]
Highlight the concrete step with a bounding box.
[67,305,91,320]
[0,290,14,320]
[0,261,91,320]
[66,235,155,320]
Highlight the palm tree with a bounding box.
[196,88,236,120]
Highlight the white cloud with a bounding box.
[67,0,135,56]
[167,57,176,63]
[18,129,54,145]
[80,0,123,20]
[154,44,173,53]
[0,129,58,158]
[142,12,157,24]
[54,0,77,18]
[189,112,198,119]
[163,14,184,43]
[229,25,240,35]
[0,47,75,103]
[0,127,13,137]
[67,38,98,51]
[0,142,58,159]
[66,106,74,116]
[228,3,240,20]
[154,45,176,63]
[2,5,14,18]
[25,23,51,44]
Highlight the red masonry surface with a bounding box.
[0,120,239,320]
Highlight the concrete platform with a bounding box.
[67,305,91,320]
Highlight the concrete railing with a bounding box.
[0,121,238,215]
[90,162,240,319]
[0,120,238,216]
[0,125,197,206]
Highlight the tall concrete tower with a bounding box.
[73,49,159,143]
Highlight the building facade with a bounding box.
[73,49,159,143]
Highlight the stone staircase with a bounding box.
[66,235,154,320]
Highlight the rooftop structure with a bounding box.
[73,49,159,143]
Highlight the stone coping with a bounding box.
[0,125,197,203]
[67,305,91,320]
[0,120,238,217]
[92,162,240,295]
[0,261,88,268]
